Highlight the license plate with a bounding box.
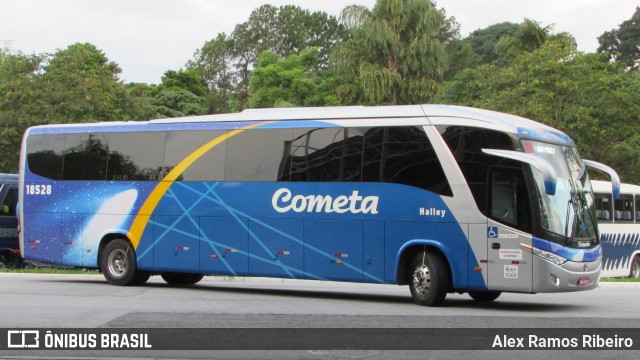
[578,276,589,286]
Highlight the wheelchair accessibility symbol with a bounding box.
[488,227,498,238]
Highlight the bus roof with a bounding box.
[591,180,640,195]
[26,105,573,145]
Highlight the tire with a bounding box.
[408,251,450,306]
[468,291,502,302]
[0,251,22,268]
[630,255,640,279]
[0,252,10,268]
[161,272,204,286]
[100,239,150,286]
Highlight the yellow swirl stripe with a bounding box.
[128,121,270,249]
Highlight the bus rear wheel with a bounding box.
[408,251,450,306]
[161,272,204,286]
[101,239,150,286]
[468,291,501,302]
[630,256,640,279]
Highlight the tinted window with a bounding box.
[287,128,365,182]
[27,134,65,180]
[165,130,227,181]
[108,132,166,181]
[363,127,451,196]
[225,129,293,181]
[382,127,450,195]
[283,126,451,195]
[438,126,518,214]
[62,134,109,180]
[342,128,367,182]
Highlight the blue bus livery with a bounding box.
[19,105,619,305]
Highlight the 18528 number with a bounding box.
[26,184,52,195]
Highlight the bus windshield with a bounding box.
[523,140,597,243]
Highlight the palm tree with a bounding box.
[330,0,449,105]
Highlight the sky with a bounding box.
[0,0,637,84]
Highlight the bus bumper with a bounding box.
[532,255,601,293]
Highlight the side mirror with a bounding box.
[482,149,557,195]
[583,160,621,199]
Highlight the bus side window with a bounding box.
[26,134,65,180]
[438,125,519,217]
[488,168,531,232]
[614,194,633,223]
[595,193,612,222]
[636,195,640,222]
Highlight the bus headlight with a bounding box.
[521,243,568,265]
[532,247,568,265]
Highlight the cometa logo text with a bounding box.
[272,188,379,214]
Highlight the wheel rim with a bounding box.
[412,264,431,295]
[107,249,128,278]
[632,259,640,279]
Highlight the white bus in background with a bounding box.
[592,180,640,278]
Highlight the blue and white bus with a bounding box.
[593,180,640,278]
[18,105,619,306]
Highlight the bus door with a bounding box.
[486,169,533,292]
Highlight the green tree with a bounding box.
[190,5,347,112]
[495,19,553,60]
[188,33,237,113]
[155,69,206,97]
[438,36,640,183]
[41,43,129,122]
[0,50,46,122]
[0,50,48,172]
[330,0,451,104]
[248,49,343,108]
[152,89,207,118]
[466,22,519,65]
[151,69,207,117]
[123,82,161,120]
[598,7,640,69]
[233,5,346,68]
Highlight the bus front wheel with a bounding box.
[101,239,150,286]
[408,251,450,306]
[630,255,640,279]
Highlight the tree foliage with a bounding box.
[437,36,640,182]
[597,7,640,69]
[466,22,519,65]
[495,19,554,60]
[188,5,347,112]
[248,49,343,108]
[330,0,452,104]
[187,33,237,113]
[41,43,129,123]
[150,69,207,117]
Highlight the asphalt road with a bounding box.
[1,273,639,359]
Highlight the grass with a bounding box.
[600,277,640,282]
[0,266,99,275]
